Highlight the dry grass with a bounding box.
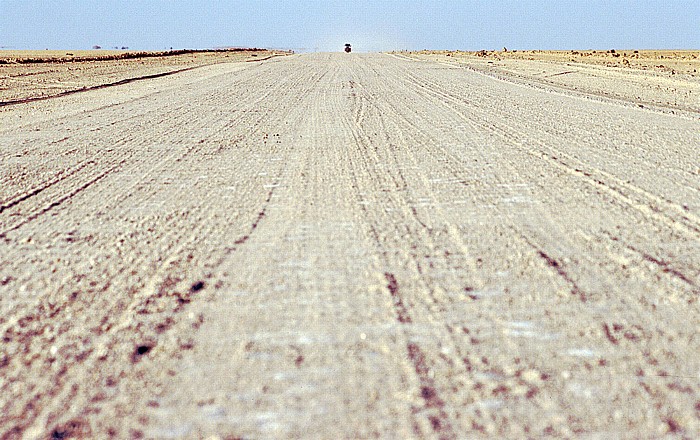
[0,48,268,64]
[0,50,131,61]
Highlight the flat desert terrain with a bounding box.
[1,51,699,438]
[407,50,700,115]
[0,49,279,103]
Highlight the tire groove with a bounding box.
[0,161,94,214]
[400,67,700,240]
[341,63,465,437]
[11,54,322,437]
[0,161,124,237]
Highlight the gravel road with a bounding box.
[1,53,699,439]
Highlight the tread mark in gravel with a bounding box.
[0,161,94,214]
[517,232,588,302]
[628,244,696,287]
[603,324,620,345]
[605,232,698,292]
[536,250,587,302]
[383,273,455,439]
[384,272,412,324]
[0,161,124,237]
[231,187,276,247]
[407,342,456,439]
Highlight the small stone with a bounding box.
[95,344,109,360]
[23,428,44,439]
[512,385,529,396]
[522,369,541,383]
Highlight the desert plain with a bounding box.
[1,49,699,438]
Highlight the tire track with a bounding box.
[400,66,700,240]
[396,72,700,296]
[0,161,124,238]
[382,272,455,439]
[346,82,542,436]
[410,54,700,119]
[0,60,311,238]
[340,62,479,436]
[348,55,699,436]
[382,59,700,295]
[0,160,95,214]
[2,52,699,438]
[4,54,326,438]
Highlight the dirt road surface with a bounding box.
[1,53,699,438]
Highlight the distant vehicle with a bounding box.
[344,44,352,53]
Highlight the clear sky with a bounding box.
[1,0,698,52]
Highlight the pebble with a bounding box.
[512,385,529,396]
[521,369,541,383]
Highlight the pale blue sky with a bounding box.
[1,1,698,52]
